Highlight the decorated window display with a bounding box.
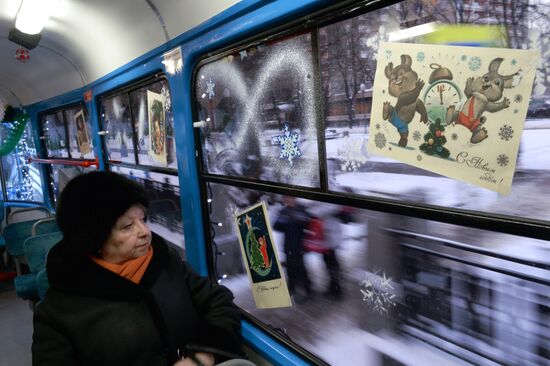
[40,104,94,159]
[320,2,550,223]
[101,77,175,168]
[194,33,320,187]
[0,108,43,202]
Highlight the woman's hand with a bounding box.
[173,352,215,366]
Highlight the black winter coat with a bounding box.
[32,233,242,366]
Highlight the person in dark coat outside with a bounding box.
[32,171,245,366]
[274,196,312,301]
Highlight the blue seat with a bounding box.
[24,231,63,274]
[14,273,38,300]
[4,207,52,275]
[14,231,62,305]
[35,268,49,301]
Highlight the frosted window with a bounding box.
[194,34,320,187]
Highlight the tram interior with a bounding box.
[0,1,549,366]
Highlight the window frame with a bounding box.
[97,72,177,177]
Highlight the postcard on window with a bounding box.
[234,201,292,309]
[367,42,539,194]
[74,109,91,156]
[147,90,167,165]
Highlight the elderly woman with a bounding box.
[32,171,243,366]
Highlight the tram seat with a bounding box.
[35,268,49,301]
[3,207,52,275]
[14,231,62,304]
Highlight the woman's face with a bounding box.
[101,204,152,264]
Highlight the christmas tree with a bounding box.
[419,118,450,158]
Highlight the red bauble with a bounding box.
[15,48,30,63]
[435,130,444,137]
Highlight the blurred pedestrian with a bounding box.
[274,196,312,301]
[305,203,343,300]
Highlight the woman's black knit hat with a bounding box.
[56,171,149,255]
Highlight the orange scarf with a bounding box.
[91,246,153,284]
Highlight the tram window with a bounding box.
[129,80,177,169]
[110,165,185,255]
[0,122,43,202]
[100,77,176,169]
[40,104,94,160]
[101,93,136,164]
[320,0,550,223]
[41,110,69,158]
[194,33,320,187]
[205,182,549,366]
[65,106,94,160]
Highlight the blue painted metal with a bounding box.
[241,320,312,366]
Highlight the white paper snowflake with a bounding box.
[161,85,171,111]
[272,124,302,166]
[499,125,514,141]
[205,78,216,100]
[337,137,368,172]
[359,271,397,315]
[374,132,386,149]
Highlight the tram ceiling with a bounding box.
[0,0,239,107]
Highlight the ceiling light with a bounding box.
[15,0,53,35]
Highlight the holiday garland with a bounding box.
[0,106,29,156]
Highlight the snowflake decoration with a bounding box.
[359,271,397,315]
[161,85,171,111]
[225,203,240,227]
[375,123,381,130]
[412,130,422,142]
[416,52,425,62]
[468,56,482,71]
[384,49,392,60]
[451,132,458,141]
[497,154,509,167]
[374,132,386,149]
[337,137,368,172]
[499,125,514,141]
[514,94,523,103]
[272,124,302,166]
[205,78,216,100]
[461,55,467,61]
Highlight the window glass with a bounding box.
[320,0,550,223]
[49,165,96,205]
[194,34,320,187]
[0,122,43,202]
[206,182,549,366]
[65,106,95,159]
[129,79,176,168]
[110,166,185,256]
[41,111,68,158]
[100,94,136,164]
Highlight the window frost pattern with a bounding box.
[195,34,320,187]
